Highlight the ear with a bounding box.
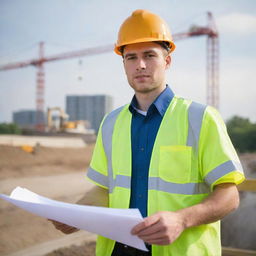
[165,55,171,69]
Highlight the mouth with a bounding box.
[134,74,150,79]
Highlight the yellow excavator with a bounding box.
[46,107,93,134]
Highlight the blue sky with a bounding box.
[0,0,256,123]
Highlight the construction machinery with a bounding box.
[47,107,94,135]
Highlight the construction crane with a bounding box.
[173,12,219,110]
[0,43,113,131]
[0,12,218,131]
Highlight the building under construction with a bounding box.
[66,94,113,132]
[13,110,45,129]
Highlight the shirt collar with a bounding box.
[129,85,174,117]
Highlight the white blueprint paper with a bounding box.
[0,187,147,251]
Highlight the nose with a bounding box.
[136,58,146,71]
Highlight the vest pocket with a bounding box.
[159,145,192,183]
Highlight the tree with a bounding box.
[226,116,256,152]
[0,123,22,135]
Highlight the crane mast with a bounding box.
[36,42,45,131]
[0,12,219,130]
[207,12,219,109]
[173,12,219,109]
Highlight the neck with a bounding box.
[135,85,166,111]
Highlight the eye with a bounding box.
[145,54,155,58]
[125,55,137,60]
[127,56,136,60]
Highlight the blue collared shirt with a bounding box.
[129,86,174,217]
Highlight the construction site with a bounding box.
[0,143,255,256]
[1,2,256,256]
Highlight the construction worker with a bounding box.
[50,9,245,256]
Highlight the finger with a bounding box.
[139,232,163,243]
[136,221,163,236]
[62,227,77,234]
[48,219,63,227]
[54,222,66,229]
[131,214,160,234]
[142,231,176,246]
[59,225,78,234]
[138,225,169,242]
[50,221,76,232]
[145,237,171,246]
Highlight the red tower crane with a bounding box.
[0,12,219,130]
[173,12,219,109]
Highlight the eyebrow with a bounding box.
[143,50,157,55]
[124,53,136,59]
[124,50,157,59]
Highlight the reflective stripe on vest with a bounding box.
[88,167,131,191]
[87,166,109,187]
[101,106,125,193]
[88,159,242,194]
[204,160,243,185]
[90,100,239,195]
[186,101,207,149]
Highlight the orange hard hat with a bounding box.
[114,9,176,55]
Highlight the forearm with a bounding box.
[178,183,240,229]
[132,183,240,245]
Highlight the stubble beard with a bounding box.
[130,77,164,95]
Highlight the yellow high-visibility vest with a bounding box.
[88,96,244,256]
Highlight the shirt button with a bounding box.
[141,147,144,151]
[139,194,142,198]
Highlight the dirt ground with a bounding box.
[0,144,256,256]
[0,144,96,256]
[45,241,96,256]
[0,144,94,179]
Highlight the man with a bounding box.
[51,9,245,256]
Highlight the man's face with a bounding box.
[123,42,171,94]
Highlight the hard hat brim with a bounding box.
[114,39,176,55]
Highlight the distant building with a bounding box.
[66,95,113,132]
[13,110,45,129]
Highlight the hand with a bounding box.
[131,211,185,245]
[48,219,79,234]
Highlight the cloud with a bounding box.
[216,13,256,35]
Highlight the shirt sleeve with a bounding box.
[87,118,109,190]
[199,106,245,190]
